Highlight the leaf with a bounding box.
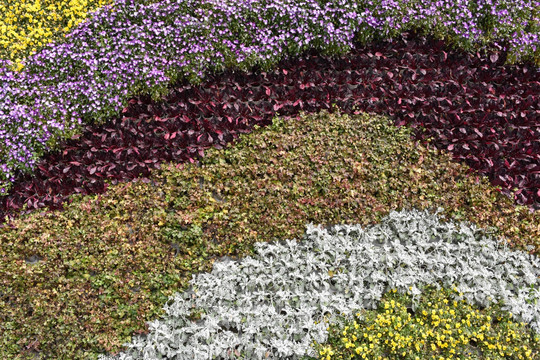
[273,104,283,111]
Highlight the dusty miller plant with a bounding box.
[100,208,540,360]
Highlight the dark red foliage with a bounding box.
[1,30,539,224]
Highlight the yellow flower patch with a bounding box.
[0,0,113,71]
[312,286,539,359]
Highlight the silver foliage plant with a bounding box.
[100,208,540,360]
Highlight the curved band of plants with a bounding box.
[1,32,539,223]
[0,0,539,359]
[0,0,538,200]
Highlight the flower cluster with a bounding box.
[473,0,540,62]
[0,0,113,70]
[0,0,538,195]
[315,286,539,359]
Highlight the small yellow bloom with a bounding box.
[1,0,113,65]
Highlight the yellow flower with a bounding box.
[0,0,113,67]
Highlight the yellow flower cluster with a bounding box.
[314,286,539,360]
[0,0,113,71]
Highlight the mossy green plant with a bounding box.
[309,285,539,360]
[159,109,539,256]
[1,109,539,359]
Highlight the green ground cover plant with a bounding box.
[311,286,539,360]
[1,109,539,359]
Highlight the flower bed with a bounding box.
[0,0,114,69]
[1,31,539,224]
[1,110,539,359]
[98,209,540,359]
[0,0,539,359]
[0,0,538,195]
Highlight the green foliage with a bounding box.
[310,285,539,360]
[0,179,197,359]
[1,110,539,359]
